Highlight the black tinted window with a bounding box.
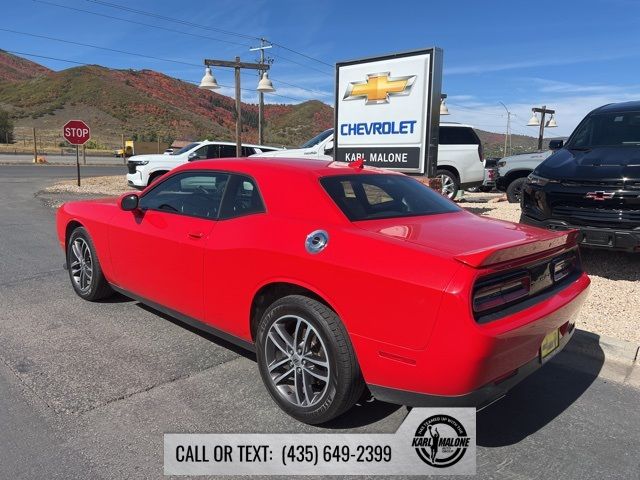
[569,112,640,148]
[439,126,480,145]
[139,172,229,219]
[220,175,265,219]
[218,145,237,158]
[241,146,255,157]
[190,145,209,160]
[321,174,459,221]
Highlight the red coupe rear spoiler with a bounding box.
[454,229,579,268]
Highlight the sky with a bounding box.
[2,0,640,137]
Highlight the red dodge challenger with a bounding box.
[57,157,590,424]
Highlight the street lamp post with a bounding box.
[199,57,275,156]
[527,105,557,151]
[499,101,511,156]
[250,39,273,146]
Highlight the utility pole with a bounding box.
[499,102,511,157]
[202,57,271,156]
[529,105,556,151]
[32,127,37,162]
[250,39,273,145]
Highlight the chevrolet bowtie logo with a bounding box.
[343,72,416,104]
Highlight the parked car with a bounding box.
[57,157,590,424]
[496,150,553,202]
[253,123,485,199]
[126,141,281,188]
[521,101,640,251]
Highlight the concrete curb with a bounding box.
[565,329,639,366]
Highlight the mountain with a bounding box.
[0,51,545,156]
[0,53,333,149]
[475,130,560,158]
[0,50,52,82]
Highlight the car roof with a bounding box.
[593,101,640,114]
[196,140,280,149]
[177,156,401,178]
[440,122,474,128]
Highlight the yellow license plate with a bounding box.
[540,329,560,361]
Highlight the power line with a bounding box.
[3,50,87,66]
[270,42,333,68]
[0,27,202,68]
[30,1,333,93]
[270,49,333,77]
[84,0,260,41]
[84,0,334,70]
[3,48,309,103]
[32,0,252,48]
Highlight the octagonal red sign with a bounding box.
[63,120,91,145]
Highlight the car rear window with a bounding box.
[439,126,480,145]
[320,174,460,221]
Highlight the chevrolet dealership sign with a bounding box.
[335,48,443,175]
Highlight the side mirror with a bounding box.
[549,139,564,150]
[188,152,198,161]
[120,193,139,211]
[324,140,334,154]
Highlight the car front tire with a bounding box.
[256,295,364,425]
[506,177,526,203]
[67,227,113,301]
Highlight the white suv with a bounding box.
[126,141,281,188]
[253,123,484,198]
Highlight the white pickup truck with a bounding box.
[253,123,485,199]
[126,141,281,188]
[495,150,553,202]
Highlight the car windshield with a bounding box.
[568,111,640,148]
[172,142,201,155]
[300,129,333,149]
[321,174,460,221]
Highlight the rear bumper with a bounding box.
[520,214,640,251]
[369,322,576,408]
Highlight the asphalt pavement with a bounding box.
[0,164,638,479]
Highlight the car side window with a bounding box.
[218,145,237,158]
[139,172,230,219]
[190,145,209,161]
[206,144,220,158]
[219,175,265,219]
[241,146,255,157]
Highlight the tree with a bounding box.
[0,109,14,144]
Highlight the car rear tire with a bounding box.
[255,295,364,425]
[506,177,526,203]
[436,169,460,199]
[66,227,113,301]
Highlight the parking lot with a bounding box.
[1,164,639,479]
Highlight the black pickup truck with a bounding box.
[520,101,640,251]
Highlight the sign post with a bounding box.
[334,48,443,178]
[62,120,91,186]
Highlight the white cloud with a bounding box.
[445,51,640,76]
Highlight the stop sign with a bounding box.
[63,119,91,145]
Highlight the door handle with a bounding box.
[187,232,204,239]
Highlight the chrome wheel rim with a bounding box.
[70,238,93,293]
[438,174,456,198]
[264,315,330,408]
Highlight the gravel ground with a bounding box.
[43,178,640,344]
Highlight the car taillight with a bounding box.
[478,143,484,162]
[473,271,531,313]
